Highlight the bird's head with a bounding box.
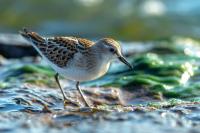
[96,38,133,70]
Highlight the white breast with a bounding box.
[45,52,111,82]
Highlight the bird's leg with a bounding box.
[54,73,79,107]
[76,81,90,107]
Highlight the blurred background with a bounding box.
[0,0,200,41]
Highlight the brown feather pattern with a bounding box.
[20,28,95,68]
[43,37,94,67]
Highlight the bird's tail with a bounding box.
[19,28,45,45]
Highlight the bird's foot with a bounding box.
[63,98,80,107]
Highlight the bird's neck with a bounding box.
[91,43,111,62]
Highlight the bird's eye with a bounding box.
[109,48,115,52]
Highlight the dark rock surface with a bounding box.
[0,34,37,58]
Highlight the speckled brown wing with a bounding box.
[20,28,95,68]
[39,37,95,67]
[39,37,78,67]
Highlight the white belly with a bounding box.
[46,57,111,81]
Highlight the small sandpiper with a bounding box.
[20,28,132,107]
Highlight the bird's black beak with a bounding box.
[118,56,133,70]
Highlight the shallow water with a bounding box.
[0,37,200,132]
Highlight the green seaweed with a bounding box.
[0,81,9,88]
[19,64,55,76]
[1,64,56,87]
[147,98,200,108]
[147,99,188,108]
